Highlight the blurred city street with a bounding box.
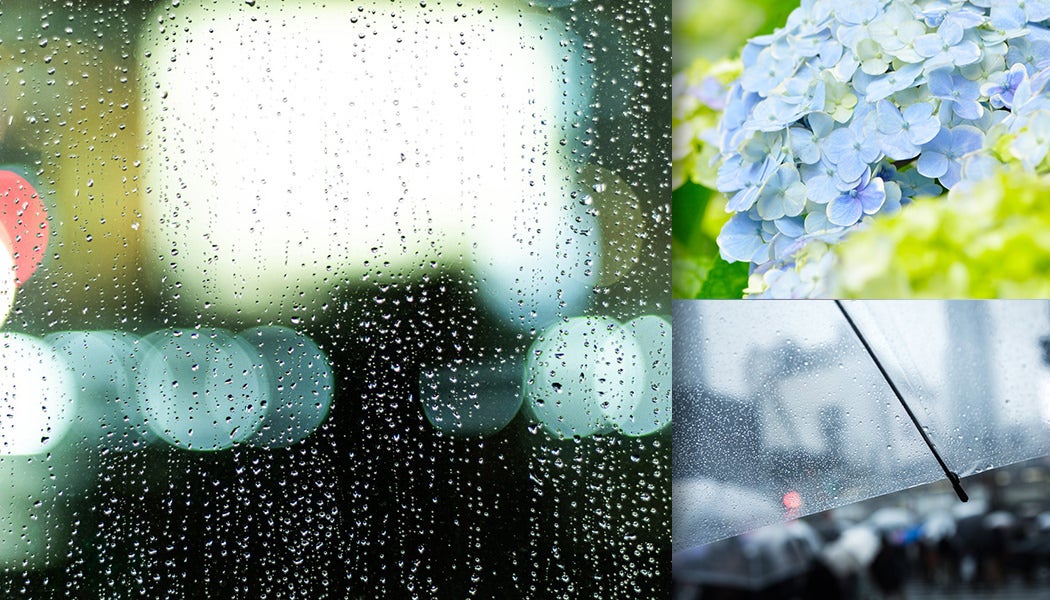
[674,456,1050,600]
[905,581,1050,600]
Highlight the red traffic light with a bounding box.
[0,171,48,286]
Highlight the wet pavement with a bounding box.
[904,580,1050,599]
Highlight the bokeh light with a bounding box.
[619,315,672,436]
[136,328,269,451]
[240,326,334,449]
[0,332,76,455]
[523,315,644,439]
[420,357,524,437]
[0,171,47,287]
[0,242,13,329]
[45,330,155,452]
[139,2,595,322]
[472,165,602,333]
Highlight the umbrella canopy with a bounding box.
[673,520,822,591]
[673,478,785,548]
[673,300,1050,552]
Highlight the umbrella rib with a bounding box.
[834,301,968,503]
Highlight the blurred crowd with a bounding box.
[674,465,1050,600]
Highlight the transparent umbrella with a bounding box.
[673,478,785,547]
[673,300,1050,553]
[672,520,822,591]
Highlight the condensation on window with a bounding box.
[0,0,669,596]
[673,300,1050,553]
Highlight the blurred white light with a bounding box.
[0,242,13,328]
[618,315,671,436]
[239,326,334,449]
[472,178,601,332]
[523,316,644,439]
[137,329,269,451]
[45,331,155,451]
[420,357,524,437]
[0,333,76,455]
[140,2,595,320]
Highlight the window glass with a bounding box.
[0,1,669,596]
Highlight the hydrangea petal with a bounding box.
[917,148,950,179]
[718,213,769,263]
[827,194,864,225]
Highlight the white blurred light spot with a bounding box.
[618,315,671,436]
[0,333,76,455]
[420,357,524,437]
[472,182,601,333]
[137,328,268,451]
[240,326,334,449]
[523,316,644,439]
[45,331,155,451]
[140,3,594,320]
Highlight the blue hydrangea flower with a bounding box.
[1006,36,1050,75]
[823,115,883,182]
[989,0,1050,31]
[829,0,882,26]
[789,112,836,164]
[718,213,769,263]
[756,163,807,219]
[863,62,923,102]
[1005,109,1050,169]
[800,158,844,203]
[710,0,1050,297]
[928,68,983,120]
[982,63,1028,108]
[913,19,982,70]
[917,125,983,188]
[875,100,941,159]
[869,5,928,61]
[827,170,887,225]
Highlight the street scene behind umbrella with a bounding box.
[674,457,1050,599]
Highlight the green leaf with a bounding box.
[699,256,749,299]
[672,241,714,299]
[672,181,712,248]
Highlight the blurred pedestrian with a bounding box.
[871,532,908,599]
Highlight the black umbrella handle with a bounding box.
[835,301,968,503]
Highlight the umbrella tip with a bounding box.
[949,472,968,503]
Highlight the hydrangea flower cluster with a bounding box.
[714,0,1050,297]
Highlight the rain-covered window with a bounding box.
[0,1,669,596]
